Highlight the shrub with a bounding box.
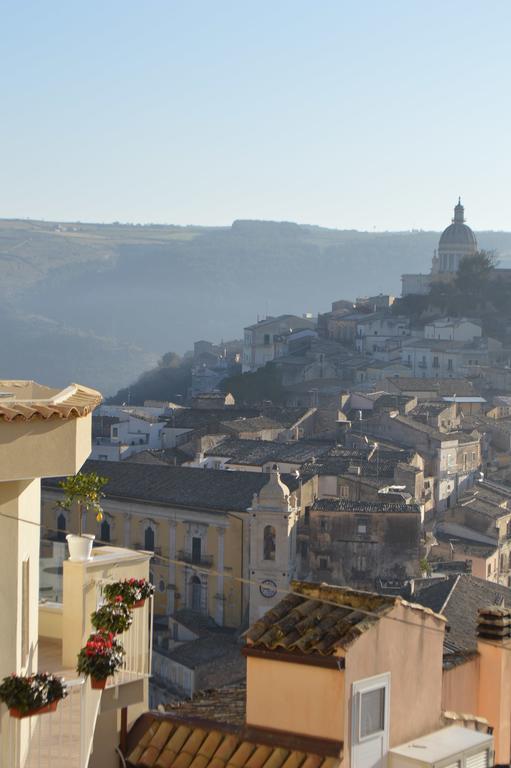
[76,631,125,680]
[0,673,67,714]
[91,601,133,634]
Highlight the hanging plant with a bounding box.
[0,673,67,718]
[91,600,133,634]
[103,578,155,608]
[77,631,125,689]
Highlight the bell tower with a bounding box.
[248,465,298,623]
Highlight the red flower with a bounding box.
[115,595,123,603]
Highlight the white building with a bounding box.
[90,409,165,460]
[424,317,482,342]
[242,314,316,373]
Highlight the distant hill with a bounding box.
[2,217,511,395]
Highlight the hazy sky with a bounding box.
[2,1,510,231]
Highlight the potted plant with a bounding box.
[0,672,67,718]
[103,578,155,608]
[91,599,133,634]
[58,472,108,562]
[76,631,125,689]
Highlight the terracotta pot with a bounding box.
[133,599,145,608]
[9,700,59,719]
[90,677,107,690]
[66,534,95,562]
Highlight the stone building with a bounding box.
[304,498,421,590]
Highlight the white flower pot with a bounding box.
[66,534,95,562]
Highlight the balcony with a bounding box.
[4,546,153,768]
[177,549,214,568]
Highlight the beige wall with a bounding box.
[442,657,479,714]
[0,414,92,481]
[477,639,511,765]
[344,603,445,766]
[246,657,344,740]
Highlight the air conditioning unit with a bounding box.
[389,726,493,768]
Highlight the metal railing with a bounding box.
[177,550,214,568]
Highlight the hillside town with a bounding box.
[3,201,511,766]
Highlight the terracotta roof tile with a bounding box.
[244,582,398,655]
[0,380,101,422]
[127,716,341,768]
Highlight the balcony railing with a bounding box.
[177,550,214,568]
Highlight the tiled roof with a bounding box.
[245,581,399,655]
[0,380,101,422]
[163,686,246,727]
[43,459,299,513]
[222,417,283,434]
[410,574,511,656]
[205,438,331,466]
[384,378,477,397]
[126,448,191,466]
[127,713,342,768]
[311,499,420,515]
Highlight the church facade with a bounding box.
[402,199,478,296]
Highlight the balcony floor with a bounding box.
[38,637,77,680]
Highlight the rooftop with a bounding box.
[383,378,477,397]
[0,380,101,422]
[311,498,419,514]
[163,686,246,727]
[127,713,341,768]
[43,459,299,513]
[205,438,331,466]
[410,574,511,657]
[244,581,437,657]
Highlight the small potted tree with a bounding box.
[91,599,133,634]
[76,631,125,689]
[0,672,67,718]
[103,578,155,608]
[58,472,108,561]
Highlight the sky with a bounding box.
[1,0,510,231]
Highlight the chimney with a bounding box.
[476,605,511,764]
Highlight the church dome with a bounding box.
[439,223,477,249]
[437,198,477,273]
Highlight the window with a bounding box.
[356,516,370,535]
[100,519,111,543]
[360,687,385,738]
[263,334,270,345]
[319,557,328,570]
[112,427,118,437]
[190,575,202,611]
[144,526,155,551]
[263,526,276,560]
[355,554,367,572]
[447,359,453,371]
[340,485,350,499]
[433,356,439,368]
[192,536,202,564]
[488,562,492,577]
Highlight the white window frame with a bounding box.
[351,671,391,765]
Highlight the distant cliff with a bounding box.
[2,218,511,394]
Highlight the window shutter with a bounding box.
[466,751,489,768]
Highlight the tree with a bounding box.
[58,472,108,537]
[455,250,497,294]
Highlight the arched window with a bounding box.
[263,525,276,561]
[190,575,202,611]
[57,512,67,542]
[144,526,155,551]
[100,519,111,543]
